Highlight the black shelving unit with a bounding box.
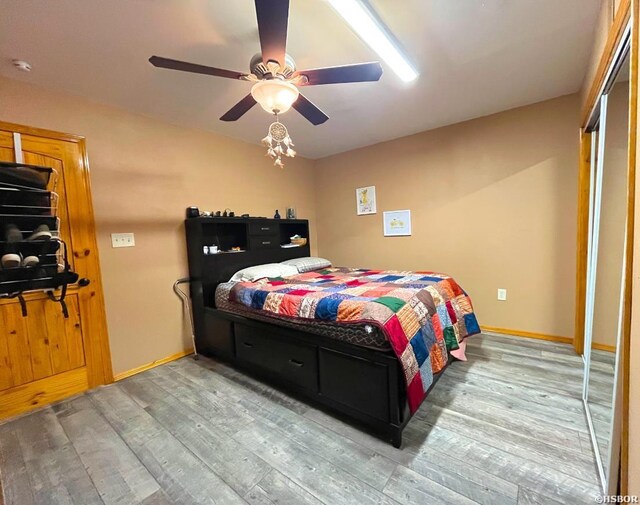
[0,162,67,297]
[185,216,310,327]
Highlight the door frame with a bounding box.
[573,0,636,492]
[0,120,113,402]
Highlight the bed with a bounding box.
[217,266,479,414]
[184,216,479,447]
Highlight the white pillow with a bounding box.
[280,257,332,273]
[229,263,298,282]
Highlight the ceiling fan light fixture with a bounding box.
[250,79,299,114]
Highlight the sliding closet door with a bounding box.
[582,38,630,493]
[583,102,606,408]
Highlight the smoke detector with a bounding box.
[12,60,32,72]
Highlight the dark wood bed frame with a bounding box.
[185,216,445,447]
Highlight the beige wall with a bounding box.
[314,94,579,338]
[0,79,583,369]
[0,76,317,376]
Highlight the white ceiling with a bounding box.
[0,0,601,159]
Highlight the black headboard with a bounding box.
[185,216,311,306]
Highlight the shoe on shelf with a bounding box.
[1,224,22,268]
[4,224,22,242]
[22,255,40,267]
[1,252,21,269]
[26,224,52,241]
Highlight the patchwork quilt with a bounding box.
[228,267,480,414]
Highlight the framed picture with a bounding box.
[383,210,412,236]
[356,186,376,215]
[286,207,297,219]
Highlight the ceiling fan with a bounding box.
[148,0,383,126]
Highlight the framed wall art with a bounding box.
[383,210,412,236]
[356,186,376,215]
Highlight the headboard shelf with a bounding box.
[185,216,311,317]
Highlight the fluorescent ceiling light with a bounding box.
[327,0,419,82]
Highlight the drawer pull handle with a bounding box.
[262,241,271,245]
[243,342,254,348]
[260,227,270,231]
[289,359,304,367]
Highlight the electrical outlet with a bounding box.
[111,233,135,248]
[497,288,507,301]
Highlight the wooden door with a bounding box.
[0,122,112,420]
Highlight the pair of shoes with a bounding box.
[1,224,52,269]
[27,224,53,241]
[4,224,52,242]
[2,256,40,268]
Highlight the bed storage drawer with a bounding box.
[202,310,234,358]
[248,222,278,236]
[234,324,318,392]
[249,235,279,249]
[318,348,390,422]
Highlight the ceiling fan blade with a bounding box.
[149,56,247,80]
[294,62,383,86]
[254,0,289,66]
[220,94,257,122]
[292,93,329,125]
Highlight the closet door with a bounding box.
[0,124,112,419]
[581,33,631,494]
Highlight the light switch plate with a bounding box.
[111,233,135,248]
[497,288,507,301]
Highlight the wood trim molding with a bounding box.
[581,0,632,127]
[0,367,89,421]
[575,130,592,355]
[74,137,114,387]
[592,342,617,353]
[480,326,574,345]
[479,327,614,352]
[0,121,85,144]
[620,0,638,492]
[113,349,194,382]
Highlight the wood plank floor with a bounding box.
[0,333,608,504]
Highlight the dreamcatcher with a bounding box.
[261,116,296,168]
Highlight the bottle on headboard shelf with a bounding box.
[274,209,281,219]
